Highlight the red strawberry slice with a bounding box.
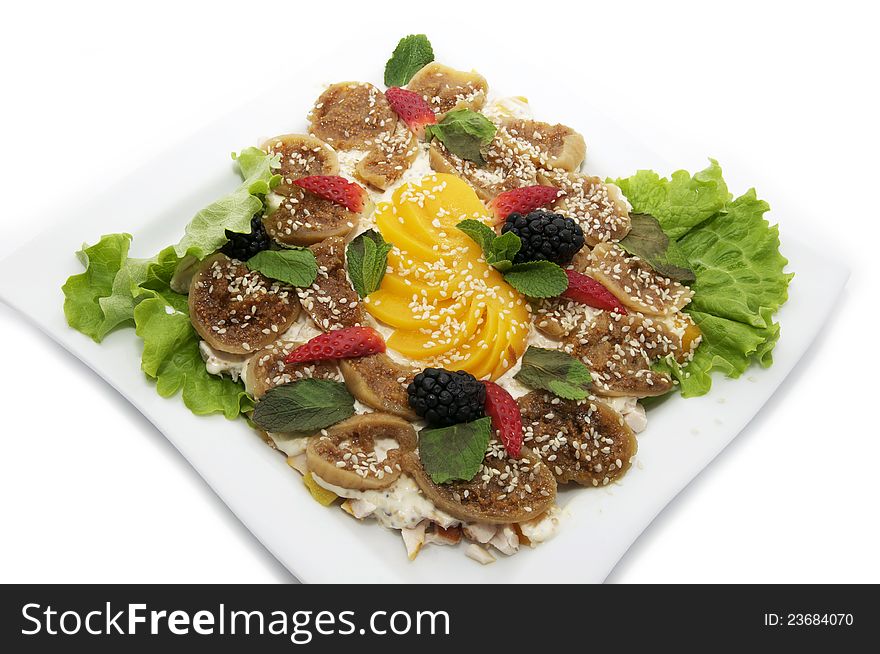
[562,270,628,314]
[482,381,523,458]
[293,175,366,213]
[385,87,437,138]
[489,185,562,224]
[284,327,386,364]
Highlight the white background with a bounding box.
[1,0,877,583]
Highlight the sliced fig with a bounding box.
[561,311,678,397]
[518,391,637,487]
[297,236,366,331]
[308,82,397,150]
[188,253,299,354]
[428,137,537,201]
[263,190,359,247]
[534,298,598,339]
[260,133,339,194]
[243,339,341,399]
[500,118,586,171]
[406,63,488,118]
[538,170,631,245]
[259,133,358,246]
[355,125,419,190]
[338,352,418,420]
[402,441,557,525]
[590,242,694,316]
[307,413,417,491]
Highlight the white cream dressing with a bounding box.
[312,473,458,531]
[518,505,563,544]
[198,341,249,381]
[268,432,309,458]
[483,96,534,121]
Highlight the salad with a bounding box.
[62,35,792,564]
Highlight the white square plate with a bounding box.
[0,50,848,583]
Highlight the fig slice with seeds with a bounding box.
[297,236,366,332]
[307,413,417,491]
[259,135,364,247]
[243,340,341,400]
[561,311,678,397]
[537,170,632,245]
[518,391,637,487]
[406,63,488,118]
[260,133,339,194]
[188,253,299,354]
[308,82,397,150]
[355,125,419,190]
[402,441,556,525]
[428,139,536,201]
[499,117,586,172]
[589,242,693,316]
[263,189,360,247]
[338,352,419,421]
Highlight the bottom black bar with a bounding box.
[0,584,872,650]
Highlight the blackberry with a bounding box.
[501,210,585,265]
[221,214,271,261]
[407,368,486,426]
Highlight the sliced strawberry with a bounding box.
[482,381,523,458]
[562,270,628,314]
[293,175,366,213]
[488,185,562,224]
[284,326,386,364]
[385,87,437,138]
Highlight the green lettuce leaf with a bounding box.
[655,309,781,397]
[134,295,253,419]
[612,159,730,240]
[174,147,280,260]
[676,190,792,328]
[616,162,792,398]
[63,233,157,342]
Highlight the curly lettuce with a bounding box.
[174,147,280,259]
[614,159,730,240]
[134,293,253,419]
[62,234,153,342]
[61,147,273,418]
[613,161,792,397]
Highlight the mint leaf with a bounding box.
[252,380,355,432]
[174,147,280,260]
[502,261,568,298]
[346,229,394,298]
[487,231,520,270]
[418,417,492,484]
[456,219,496,252]
[247,249,317,287]
[619,213,696,282]
[514,346,593,400]
[384,34,434,87]
[425,110,496,165]
[456,219,520,271]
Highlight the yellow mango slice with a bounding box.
[365,174,530,380]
